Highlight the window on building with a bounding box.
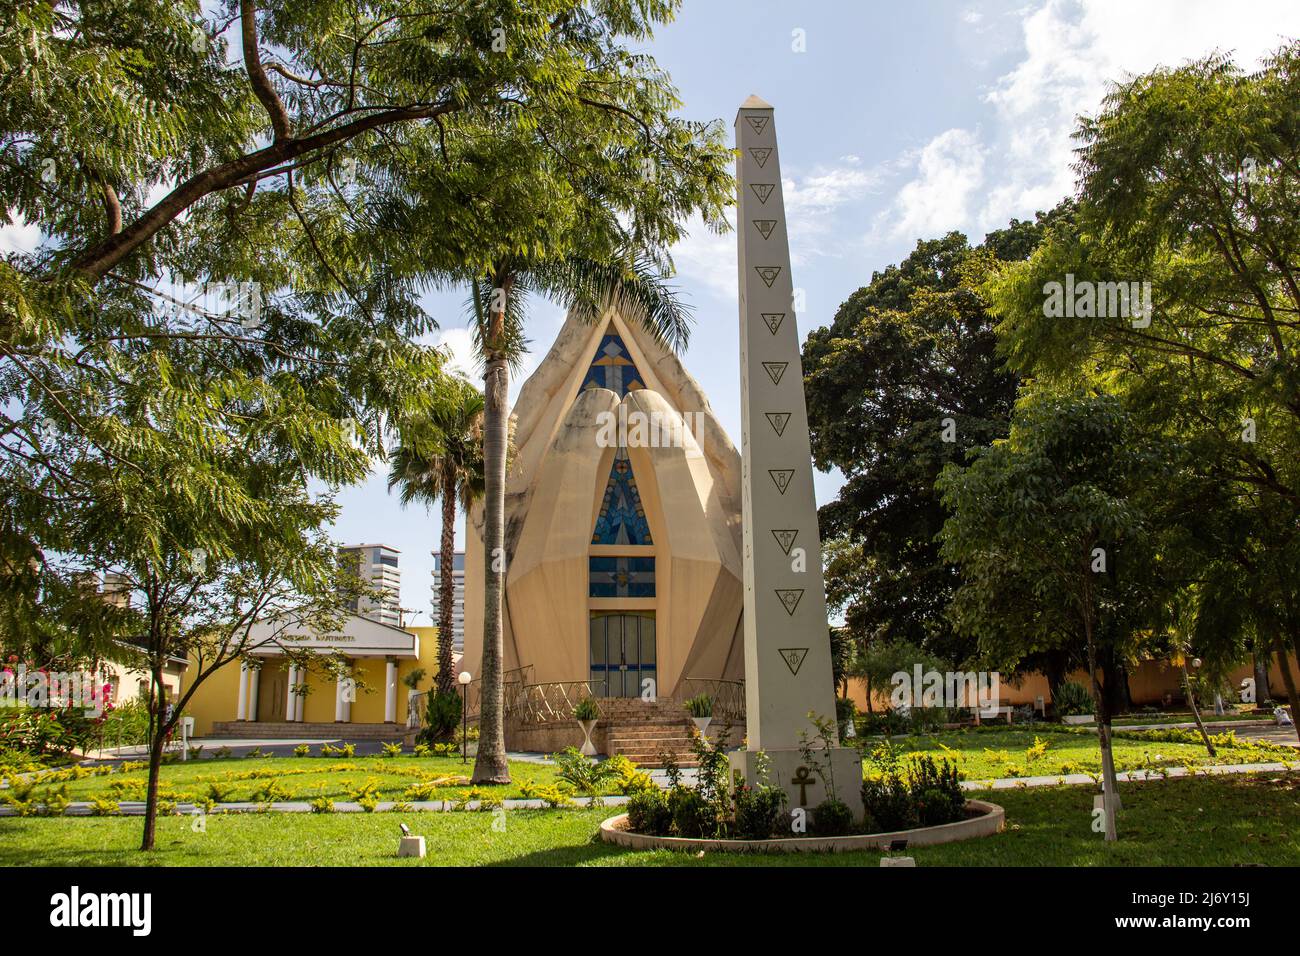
[592,448,652,546]
[578,333,645,398]
[588,556,655,598]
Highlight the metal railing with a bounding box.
[507,680,606,725]
[406,665,534,730]
[680,677,746,724]
[409,672,747,729]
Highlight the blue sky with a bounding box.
[336,0,1300,625]
[6,1,1297,625]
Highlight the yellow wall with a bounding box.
[845,654,1300,713]
[180,628,440,736]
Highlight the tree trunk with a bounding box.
[1281,639,1300,745]
[1180,658,1216,758]
[436,466,458,699]
[1253,652,1271,706]
[472,272,512,785]
[140,667,167,851]
[1081,579,1117,841]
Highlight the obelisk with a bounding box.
[729,95,863,821]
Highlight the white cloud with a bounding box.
[886,128,987,241]
[876,0,1300,244]
[0,213,40,257]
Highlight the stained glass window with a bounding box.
[578,333,646,398]
[589,557,656,598]
[591,447,652,545]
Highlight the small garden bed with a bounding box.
[601,798,1003,853]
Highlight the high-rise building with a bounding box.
[431,550,465,654]
[338,544,402,628]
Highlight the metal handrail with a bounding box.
[509,680,606,725]
[680,676,746,724]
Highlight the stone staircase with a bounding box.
[596,698,746,768]
[209,721,407,741]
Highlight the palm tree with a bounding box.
[388,377,485,702]
[467,253,694,785]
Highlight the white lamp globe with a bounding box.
[458,671,472,686]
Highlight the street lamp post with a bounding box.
[458,670,472,764]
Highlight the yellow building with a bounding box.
[182,614,439,738]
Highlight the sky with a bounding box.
[6,1,1299,626]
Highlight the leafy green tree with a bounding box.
[803,209,1070,662]
[939,392,1176,841]
[985,41,1300,726]
[388,377,485,702]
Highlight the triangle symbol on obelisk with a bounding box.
[778,647,809,675]
[750,183,775,204]
[775,589,804,616]
[746,115,770,135]
[765,412,790,437]
[761,313,786,335]
[749,147,773,168]
[755,266,781,287]
[762,361,788,385]
[753,220,777,240]
[768,469,794,494]
[771,529,798,554]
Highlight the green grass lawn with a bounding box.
[877,725,1296,781]
[7,754,604,805]
[2,773,1298,866]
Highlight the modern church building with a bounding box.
[461,306,746,704]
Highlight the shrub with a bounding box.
[606,754,656,795]
[732,783,785,840]
[906,755,965,826]
[861,775,917,832]
[380,742,402,758]
[1053,681,1093,717]
[668,787,711,838]
[812,797,853,836]
[684,694,713,719]
[420,691,462,744]
[293,744,311,757]
[413,744,431,758]
[626,790,672,835]
[552,747,616,794]
[88,797,120,816]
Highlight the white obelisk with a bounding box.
[729,95,863,820]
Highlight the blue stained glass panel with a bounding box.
[591,448,652,545]
[588,557,656,598]
[578,334,646,398]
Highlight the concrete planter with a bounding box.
[578,719,598,756]
[691,716,712,737]
[1062,715,1095,725]
[600,799,1004,854]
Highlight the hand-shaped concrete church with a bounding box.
[461,308,746,705]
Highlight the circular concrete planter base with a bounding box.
[600,799,1004,854]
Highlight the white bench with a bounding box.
[973,705,1014,726]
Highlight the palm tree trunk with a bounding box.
[473,271,513,785]
[436,464,457,698]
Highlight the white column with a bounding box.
[335,673,347,723]
[384,659,398,724]
[286,663,298,722]
[236,662,249,721]
[247,667,260,722]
